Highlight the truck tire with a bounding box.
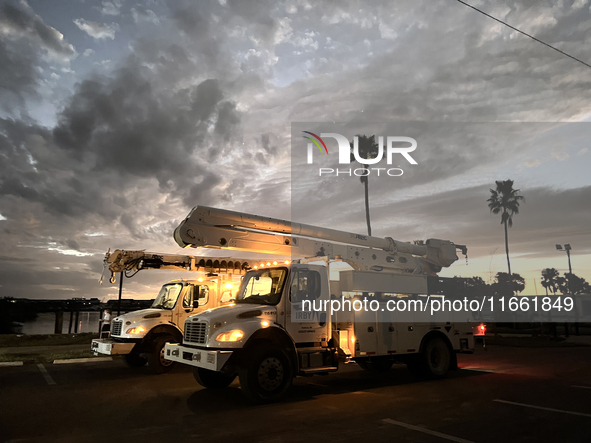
[193,368,235,389]
[414,337,452,379]
[124,352,147,368]
[147,335,176,374]
[238,345,293,404]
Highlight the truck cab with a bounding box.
[92,278,230,373]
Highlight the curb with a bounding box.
[0,361,24,367]
[53,357,113,364]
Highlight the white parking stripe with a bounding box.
[494,399,591,418]
[382,418,475,443]
[0,361,23,367]
[572,385,591,390]
[37,363,56,385]
[53,357,113,364]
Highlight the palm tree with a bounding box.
[493,272,525,296]
[541,268,559,295]
[487,180,524,275]
[350,135,380,236]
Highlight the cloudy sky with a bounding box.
[0,0,590,301]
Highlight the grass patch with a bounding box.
[0,332,98,348]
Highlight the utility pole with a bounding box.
[556,243,575,336]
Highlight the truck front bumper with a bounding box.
[164,343,233,372]
[91,339,136,356]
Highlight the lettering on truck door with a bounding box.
[286,266,329,344]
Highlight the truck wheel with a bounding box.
[124,352,147,368]
[193,368,235,389]
[238,346,293,404]
[147,335,176,374]
[417,337,451,378]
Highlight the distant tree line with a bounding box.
[541,268,591,296]
[430,272,525,298]
[430,270,590,299]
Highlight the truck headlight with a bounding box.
[126,326,146,335]
[216,330,244,342]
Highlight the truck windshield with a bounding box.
[151,283,184,310]
[236,268,287,305]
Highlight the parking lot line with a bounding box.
[382,418,475,443]
[53,357,113,364]
[37,363,56,386]
[571,385,591,390]
[494,399,591,418]
[0,361,23,367]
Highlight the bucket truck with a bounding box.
[164,206,474,401]
[91,249,255,373]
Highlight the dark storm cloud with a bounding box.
[0,1,75,56]
[51,53,241,203]
[0,117,119,218]
[0,38,38,109]
[0,0,75,113]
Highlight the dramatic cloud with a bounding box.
[1,0,590,300]
[0,0,76,114]
[0,1,75,56]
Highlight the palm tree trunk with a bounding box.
[504,217,511,275]
[364,177,371,236]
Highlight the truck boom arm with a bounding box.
[173,206,467,275]
[102,249,257,284]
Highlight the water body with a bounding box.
[18,312,102,335]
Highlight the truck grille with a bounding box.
[185,321,207,344]
[111,320,122,336]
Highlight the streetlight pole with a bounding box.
[555,244,573,275]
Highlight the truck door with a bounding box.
[175,284,195,327]
[286,265,330,345]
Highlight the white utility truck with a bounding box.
[165,206,474,401]
[92,249,254,373]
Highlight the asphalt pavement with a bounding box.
[1,345,591,443]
